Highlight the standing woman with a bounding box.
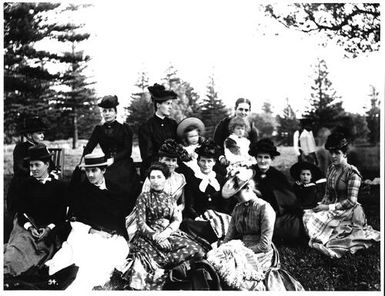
[249,138,305,244]
[139,83,178,179]
[303,132,380,258]
[81,95,139,210]
[213,98,258,165]
[4,145,68,277]
[122,162,206,290]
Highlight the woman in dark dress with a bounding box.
[138,83,178,179]
[82,95,139,209]
[122,162,206,290]
[249,139,305,244]
[181,139,236,245]
[4,145,68,277]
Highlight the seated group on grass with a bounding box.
[4,89,380,291]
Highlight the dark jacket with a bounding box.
[183,173,235,219]
[69,178,131,238]
[13,141,34,178]
[83,120,133,161]
[138,114,177,177]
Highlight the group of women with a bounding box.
[4,83,380,291]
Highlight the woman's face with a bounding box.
[149,169,167,191]
[157,100,173,117]
[198,156,216,175]
[256,153,272,173]
[28,132,45,144]
[85,167,105,185]
[159,156,178,173]
[237,180,255,203]
[329,149,346,166]
[29,160,49,179]
[186,129,199,145]
[102,108,117,123]
[235,102,250,118]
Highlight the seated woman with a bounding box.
[303,132,380,258]
[176,117,206,177]
[249,138,305,244]
[45,152,131,290]
[206,167,303,291]
[81,95,139,210]
[4,144,68,277]
[290,161,325,209]
[181,139,235,245]
[122,162,206,290]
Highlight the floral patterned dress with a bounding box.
[123,190,205,290]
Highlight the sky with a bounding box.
[35,0,383,118]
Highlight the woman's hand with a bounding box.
[29,227,41,239]
[157,238,172,251]
[312,204,329,212]
[154,228,172,242]
[37,227,51,241]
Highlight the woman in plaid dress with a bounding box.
[303,132,380,258]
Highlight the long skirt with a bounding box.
[303,203,380,258]
[45,221,129,290]
[4,215,59,276]
[123,230,206,290]
[206,240,304,291]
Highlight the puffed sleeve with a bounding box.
[337,166,361,210]
[83,126,100,156]
[136,193,156,238]
[114,123,133,161]
[250,203,276,253]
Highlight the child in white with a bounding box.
[224,116,255,169]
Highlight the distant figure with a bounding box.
[315,127,332,176]
[138,83,178,179]
[82,95,139,210]
[293,118,318,165]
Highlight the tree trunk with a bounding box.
[72,107,78,149]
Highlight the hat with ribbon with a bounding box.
[176,117,205,139]
[195,139,221,159]
[98,95,119,108]
[79,152,109,168]
[158,139,191,162]
[24,144,53,161]
[148,83,177,102]
[222,167,255,199]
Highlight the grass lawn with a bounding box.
[2,143,381,291]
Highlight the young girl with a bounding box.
[290,162,324,209]
[224,116,254,170]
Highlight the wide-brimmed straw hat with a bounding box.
[176,117,205,139]
[24,144,53,162]
[290,161,323,182]
[79,152,109,168]
[222,167,255,199]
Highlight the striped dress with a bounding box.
[303,163,380,258]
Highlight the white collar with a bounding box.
[194,170,220,192]
[35,175,52,184]
[94,178,107,190]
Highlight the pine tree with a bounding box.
[126,71,153,138]
[365,85,380,144]
[276,98,299,145]
[3,3,61,143]
[249,101,278,139]
[200,75,229,138]
[304,58,345,133]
